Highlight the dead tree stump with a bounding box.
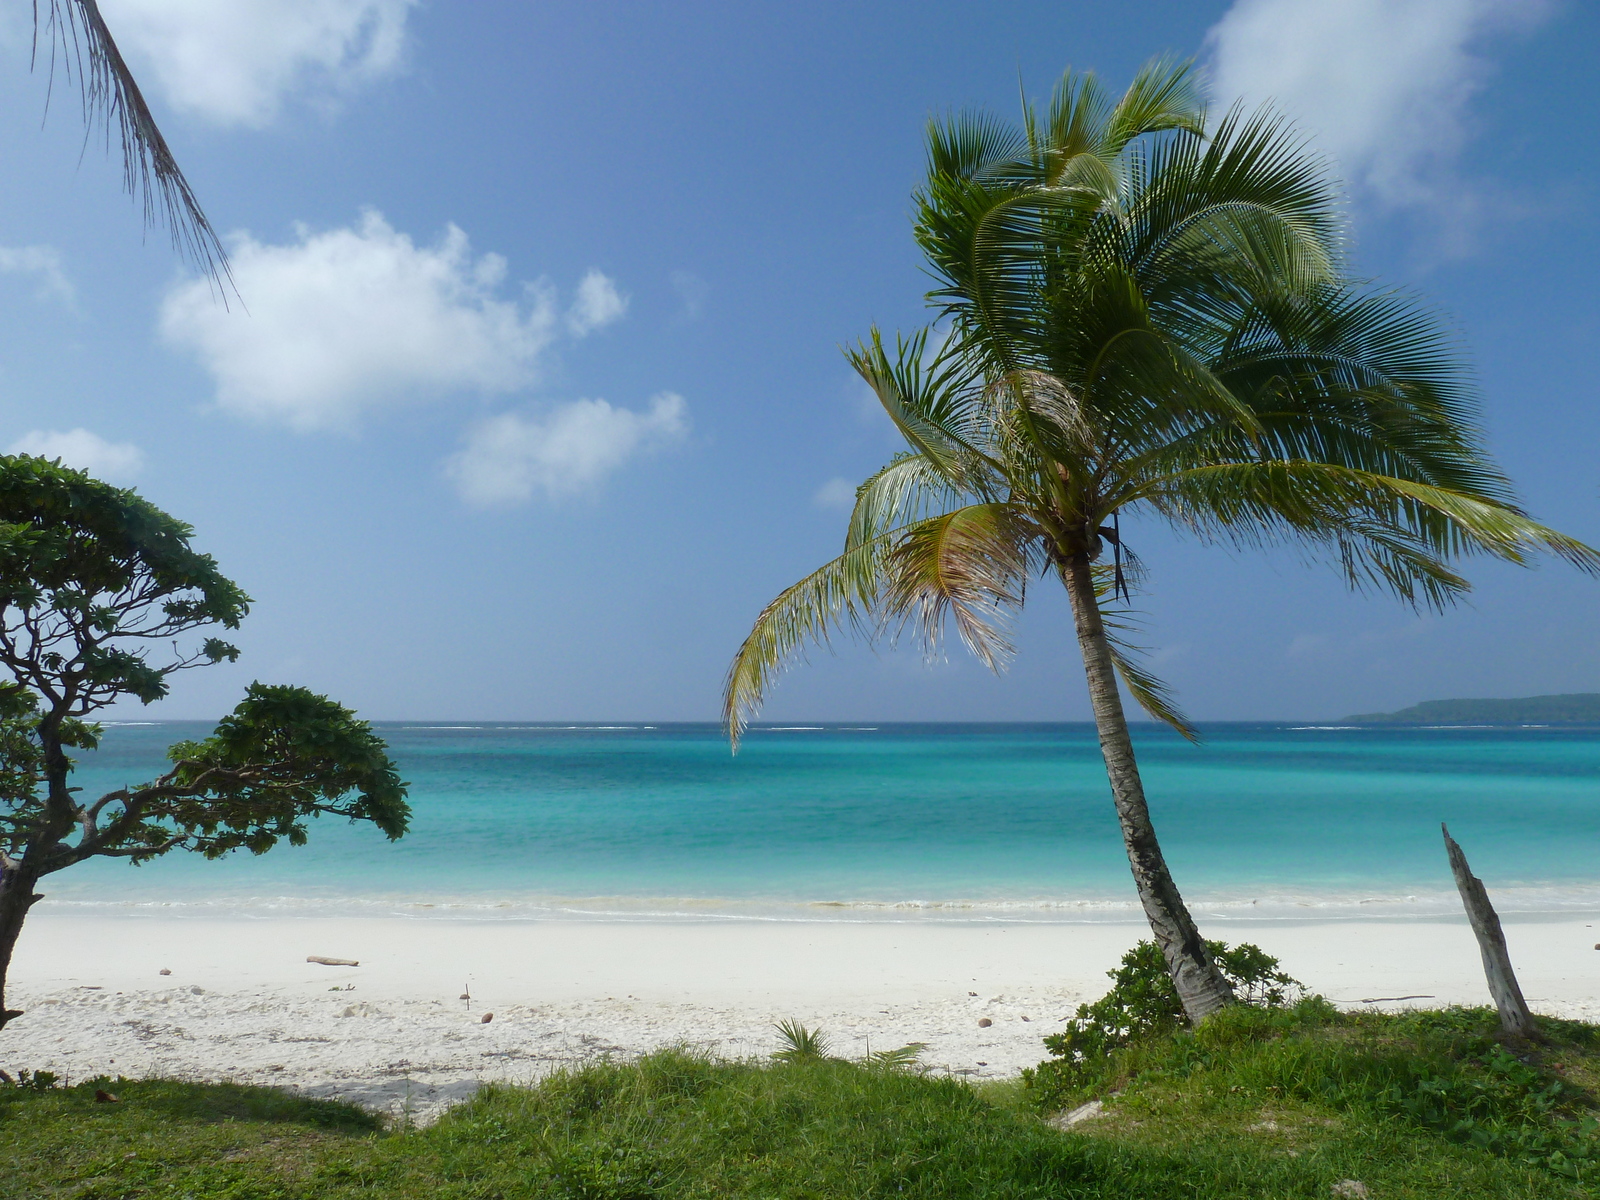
[1442,823,1538,1038]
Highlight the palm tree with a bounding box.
[32,1,228,285]
[723,60,1599,1022]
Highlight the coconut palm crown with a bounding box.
[723,59,1599,1021]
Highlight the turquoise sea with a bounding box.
[43,722,1600,922]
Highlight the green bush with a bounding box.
[4,1068,60,1091]
[1028,979,1600,1186]
[1024,939,1302,1104]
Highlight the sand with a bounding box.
[8,911,1600,1119]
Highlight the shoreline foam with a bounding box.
[34,882,1600,924]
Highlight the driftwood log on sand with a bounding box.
[306,956,359,967]
[1442,823,1537,1038]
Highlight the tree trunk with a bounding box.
[0,865,39,1032]
[1442,824,1538,1039]
[1061,552,1235,1022]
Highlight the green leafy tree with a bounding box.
[723,60,1598,1022]
[0,456,408,1032]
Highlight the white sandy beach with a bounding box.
[9,912,1600,1119]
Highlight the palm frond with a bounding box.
[845,454,970,551]
[773,1020,831,1062]
[36,1,231,290]
[982,369,1095,458]
[723,535,896,749]
[1151,200,1337,297]
[1364,474,1600,574]
[1126,104,1342,297]
[1041,68,1112,169]
[881,504,1042,672]
[1107,635,1196,740]
[926,111,1028,183]
[865,1041,928,1069]
[1080,290,1263,450]
[1087,563,1197,740]
[845,327,1000,492]
[1142,462,1600,608]
[1098,56,1206,152]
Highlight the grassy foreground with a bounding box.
[5,1007,1600,1199]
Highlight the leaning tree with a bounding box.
[0,455,408,1032]
[724,60,1598,1022]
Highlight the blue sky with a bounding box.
[0,0,1595,723]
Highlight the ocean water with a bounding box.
[40,722,1600,923]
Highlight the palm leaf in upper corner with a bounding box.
[35,0,231,290]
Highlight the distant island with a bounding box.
[1341,693,1600,725]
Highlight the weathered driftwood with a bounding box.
[1442,823,1537,1038]
[306,955,359,967]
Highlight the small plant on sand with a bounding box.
[867,1041,930,1070]
[773,1020,832,1062]
[774,1022,927,1070]
[0,457,410,1036]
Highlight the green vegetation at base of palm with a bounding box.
[8,1014,1600,1199]
[1030,1003,1600,1189]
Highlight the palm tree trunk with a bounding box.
[1061,551,1235,1022]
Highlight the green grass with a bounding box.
[6,1008,1600,1198]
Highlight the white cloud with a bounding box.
[445,393,688,505]
[161,210,559,432]
[98,0,416,127]
[9,429,144,481]
[813,477,856,510]
[0,245,73,304]
[566,270,628,336]
[1205,0,1554,212]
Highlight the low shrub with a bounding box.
[3,1067,60,1091]
[1027,955,1600,1187]
[1024,939,1303,1103]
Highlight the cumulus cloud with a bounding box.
[445,393,688,505]
[813,477,856,510]
[9,429,144,481]
[566,270,628,336]
[0,245,73,304]
[1205,0,1554,212]
[161,210,560,432]
[98,0,416,127]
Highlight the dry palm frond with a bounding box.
[882,504,1040,672]
[35,1,231,290]
[983,369,1096,458]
